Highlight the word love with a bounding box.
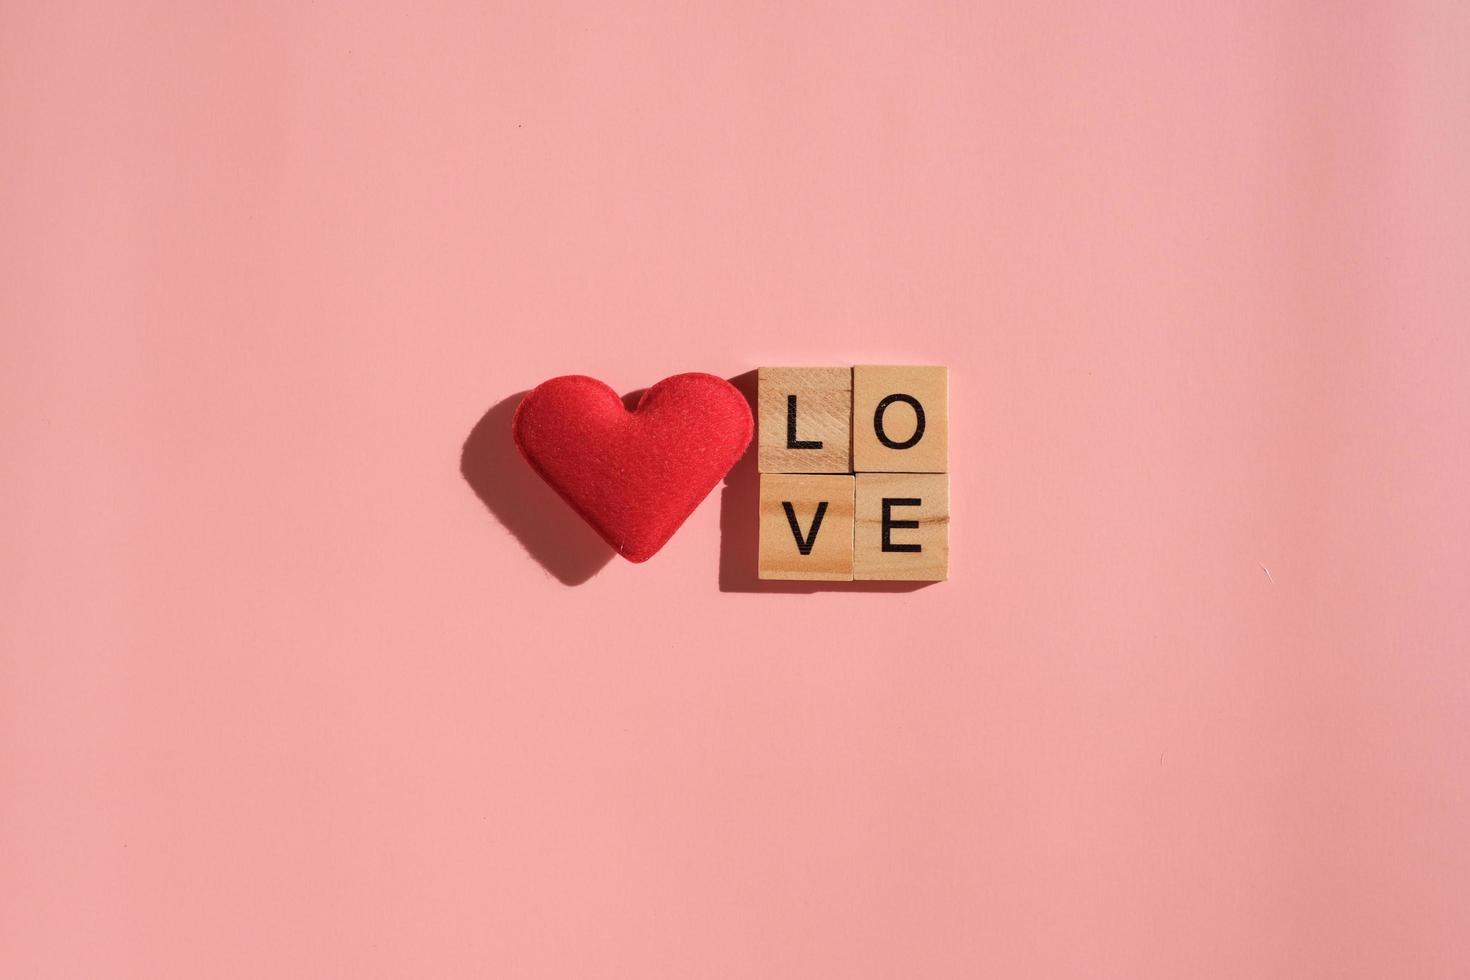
[757,366,949,582]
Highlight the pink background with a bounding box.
[4,3,1469,977]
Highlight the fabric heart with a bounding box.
[512,373,753,563]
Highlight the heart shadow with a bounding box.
[718,371,932,594]
[460,389,640,586]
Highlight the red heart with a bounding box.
[512,373,753,563]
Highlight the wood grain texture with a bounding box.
[757,367,852,473]
[854,473,948,581]
[758,474,855,581]
[852,365,948,473]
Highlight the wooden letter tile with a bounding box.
[758,474,855,581]
[853,473,948,581]
[851,365,948,473]
[757,367,852,473]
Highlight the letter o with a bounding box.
[873,394,925,450]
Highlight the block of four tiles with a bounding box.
[757,366,949,582]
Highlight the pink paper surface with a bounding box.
[4,3,1468,977]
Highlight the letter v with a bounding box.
[782,501,828,556]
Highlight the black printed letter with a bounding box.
[786,395,823,449]
[873,394,925,450]
[783,501,828,555]
[881,498,922,552]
